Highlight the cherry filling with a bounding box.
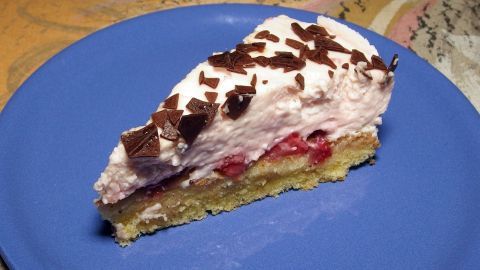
[216,153,248,177]
[215,131,332,177]
[264,132,309,160]
[306,132,332,164]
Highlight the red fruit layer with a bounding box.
[216,153,248,177]
[216,131,332,177]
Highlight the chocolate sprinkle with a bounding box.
[306,48,337,69]
[388,54,399,72]
[199,71,220,89]
[255,30,270,39]
[299,44,309,59]
[186,98,219,125]
[314,36,351,53]
[168,110,183,126]
[204,91,218,103]
[199,71,205,84]
[208,51,254,75]
[225,90,237,98]
[275,51,294,57]
[222,93,253,120]
[163,93,179,109]
[371,55,388,71]
[305,25,330,36]
[266,34,280,42]
[204,77,220,89]
[236,42,266,53]
[250,74,257,87]
[350,49,370,66]
[254,56,270,67]
[291,22,314,42]
[270,53,306,72]
[262,80,268,84]
[342,63,349,69]
[161,120,179,141]
[328,70,334,78]
[235,85,256,95]
[151,110,168,128]
[295,73,305,90]
[121,123,160,158]
[178,113,209,145]
[285,38,305,49]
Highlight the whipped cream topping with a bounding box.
[94,15,395,204]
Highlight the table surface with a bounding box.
[0,0,478,269]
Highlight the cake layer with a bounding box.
[97,132,379,245]
[94,15,395,205]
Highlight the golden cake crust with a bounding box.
[97,132,379,246]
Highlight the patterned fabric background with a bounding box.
[0,0,478,267]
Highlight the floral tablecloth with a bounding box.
[0,0,478,268]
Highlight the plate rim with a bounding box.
[1,4,479,269]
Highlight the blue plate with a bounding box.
[1,4,479,270]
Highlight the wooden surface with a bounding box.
[0,0,478,269]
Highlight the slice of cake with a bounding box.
[94,15,398,246]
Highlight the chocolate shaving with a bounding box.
[306,48,337,69]
[266,34,280,42]
[328,70,334,78]
[168,110,183,126]
[222,93,253,120]
[299,44,309,59]
[204,91,218,103]
[199,71,205,84]
[208,51,254,75]
[204,77,220,89]
[314,36,351,53]
[178,113,209,145]
[255,30,270,39]
[226,85,256,97]
[163,93,179,109]
[151,110,168,128]
[291,22,314,42]
[388,54,399,72]
[275,51,294,57]
[235,85,256,95]
[295,73,305,90]
[225,90,237,98]
[161,120,179,141]
[186,98,219,125]
[371,55,388,71]
[254,56,270,67]
[350,49,371,66]
[199,71,220,89]
[270,53,306,72]
[250,74,257,87]
[152,109,183,129]
[236,42,266,53]
[262,80,268,84]
[342,63,349,69]
[285,38,305,49]
[305,25,330,36]
[121,123,160,158]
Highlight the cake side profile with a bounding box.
[94,15,398,245]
